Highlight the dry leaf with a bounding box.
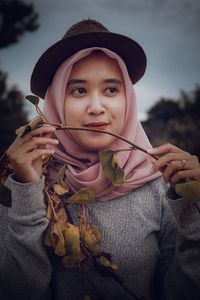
[47,206,69,256]
[25,95,40,106]
[63,222,80,256]
[66,187,96,204]
[15,115,43,136]
[80,223,101,253]
[99,150,124,186]
[53,183,69,196]
[175,180,200,202]
[56,164,67,182]
[46,203,53,220]
[51,221,66,256]
[97,255,119,271]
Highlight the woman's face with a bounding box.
[64,52,126,150]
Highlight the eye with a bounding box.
[72,87,86,96]
[104,87,118,96]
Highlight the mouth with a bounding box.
[84,122,109,129]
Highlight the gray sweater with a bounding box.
[0,175,199,300]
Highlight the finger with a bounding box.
[14,148,56,166]
[152,152,190,171]
[6,124,56,156]
[171,169,200,185]
[161,159,197,183]
[21,124,56,142]
[28,148,56,162]
[147,143,187,156]
[20,137,59,152]
[162,160,183,183]
[189,155,200,167]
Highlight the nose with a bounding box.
[87,92,105,115]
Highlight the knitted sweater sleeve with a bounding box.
[0,175,52,300]
[159,189,200,300]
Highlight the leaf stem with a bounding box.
[43,122,158,160]
[44,188,58,221]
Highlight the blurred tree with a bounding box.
[0,0,39,156]
[0,71,28,155]
[0,0,39,48]
[147,98,182,121]
[142,85,200,159]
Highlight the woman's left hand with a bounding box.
[147,143,200,186]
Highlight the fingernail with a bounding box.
[53,139,59,144]
[147,148,153,153]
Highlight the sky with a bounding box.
[0,0,199,120]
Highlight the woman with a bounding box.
[0,19,199,300]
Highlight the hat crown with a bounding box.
[31,19,147,99]
[63,19,109,38]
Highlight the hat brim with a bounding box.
[30,31,147,99]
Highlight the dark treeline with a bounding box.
[142,86,200,159]
[0,0,38,156]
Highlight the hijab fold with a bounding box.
[44,47,160,201]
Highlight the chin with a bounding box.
[80,139,115,151]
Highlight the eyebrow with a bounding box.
[104,79,122,84]
[67,79,86,86]
[67,78,123,86]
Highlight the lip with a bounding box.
[84,122,109,128]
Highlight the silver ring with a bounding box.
[181,159,187,169]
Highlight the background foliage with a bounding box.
[142,87,200,159]
[0,0,39,156]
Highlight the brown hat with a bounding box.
[31,19,147,99]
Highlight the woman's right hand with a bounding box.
[6,125,58,183]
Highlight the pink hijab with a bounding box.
[44,47,161,201]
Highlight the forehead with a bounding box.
[69,51,123,78]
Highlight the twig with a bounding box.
[43,122,159,160]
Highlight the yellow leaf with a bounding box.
[59,178,70,190]
[51,193,62,208]
[46,203,53,220]
[51,221,67,256]
[80,223,101,253]
[175,180,200,202]
[63,222,80,256]
[15,115,43,136]
[66,187,96,204]
[53,183,69,196]
[56,206,68,222]
[99,150,124,186]
[97,255,119,271]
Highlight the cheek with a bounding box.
[64,98,81,125]
[113,96,126,126]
